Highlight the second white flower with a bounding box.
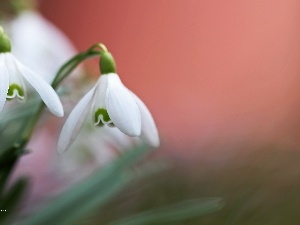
[58,73,159,154]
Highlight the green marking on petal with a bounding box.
[7,84,25,100]
[94,108,114,127]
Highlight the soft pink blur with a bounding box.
[40,0,300,152]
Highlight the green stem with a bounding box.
[52,50,102,88]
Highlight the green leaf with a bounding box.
[20,145,151,225]
[106,198,224,225]
[0,157,17,194]
[0,95,39,154]
[0,177,28,224]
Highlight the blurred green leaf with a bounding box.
[0,177,28,224]
[0,156,17,194]
[106,198,224,225]
[130,160,169,179]
[20,145,151,225]
[0,96,38,153]
[0,97,38,127]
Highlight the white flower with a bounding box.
[57,73,159,154]
[0,52,64,117]
[7,11,81,83]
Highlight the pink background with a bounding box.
[40,0,300,152]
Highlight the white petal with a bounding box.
[94,75,108,108]
[100,126,138,150]
[4,53,26,100]
[57,86,96,154]
[131,92,160,148]
[92,75,111,125]
[105,74,141,136]
[11,55,64,117]
[0,54,9,111]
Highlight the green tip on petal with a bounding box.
[0,27,11,53]
[94,108,115,127]
[100,51,116,74]
[7,84,25,100]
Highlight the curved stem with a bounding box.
[52,50,102,88]
[87,43,108,53]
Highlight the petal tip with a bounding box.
[50,101,64,117]
[57,146,66,155]
[125,125,142,137]
[151,138,160,148]
[57,109,64,118]
[57,138,68,155]
[143,133,160,148]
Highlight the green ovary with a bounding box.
[6,84,25,100]
[94,108,114,127]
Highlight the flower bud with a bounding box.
[0,27,11,53]
[100,51,116,74]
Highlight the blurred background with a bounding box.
[2,0,300,224]
[39,0,300,153]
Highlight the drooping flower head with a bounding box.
[0,26,63,117]
[58,45,159,153]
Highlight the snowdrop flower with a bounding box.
[0,27,63,117]
[58,50,159,154]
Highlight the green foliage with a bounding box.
[20,146,150,225]
[18,146,222,225]
[0,96,38,154]
[0,177,28,224]
[106,199,223,225]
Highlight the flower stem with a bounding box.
[52,49,102,88]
